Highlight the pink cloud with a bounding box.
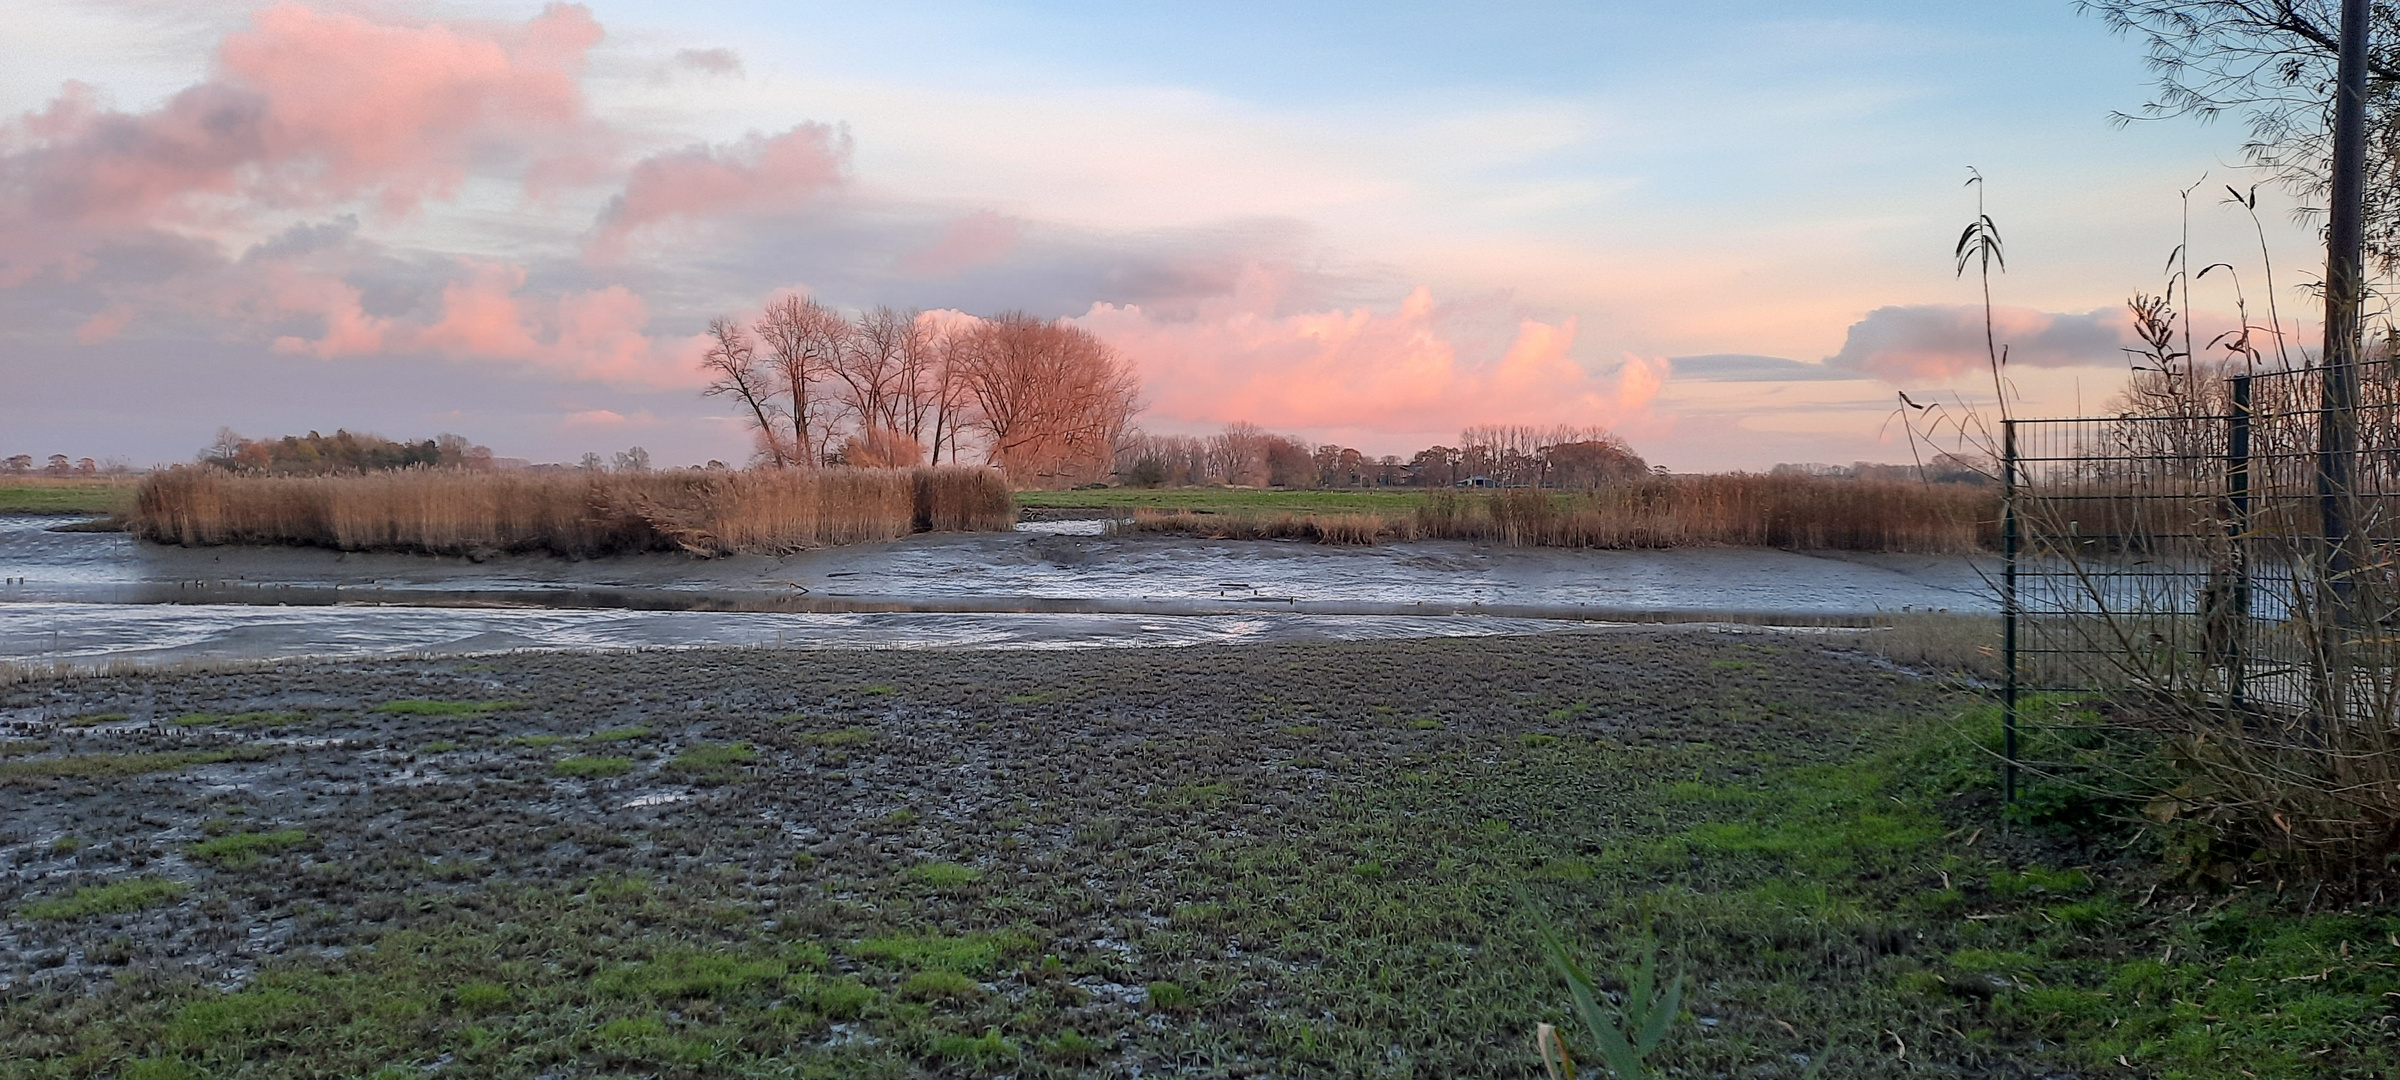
[261,269,390,358]
[74,304,136,344]
[258,258,698,389]
[1075,271,1664,436]
[0,3,608,284]
[563,408,642,429]
[586,125,850,260]
[896,210,1020,276]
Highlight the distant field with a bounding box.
[1015,486,1429,515]
[0,478,140,516]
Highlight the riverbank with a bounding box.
[1,635,2386,1078]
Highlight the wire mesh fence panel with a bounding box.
[2007,366,2400,730]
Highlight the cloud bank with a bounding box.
[1825,304,2134,382]
[1077,271,1663,436]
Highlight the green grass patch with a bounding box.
[900,969,982,1002]
[907,862,984,889]
[19,877,187,920]
[0,479,138,515]
[665,742,756,784]
[552,756,633,779]
[931,1027,1016,1064]
[594,949,788,1000]
[185,829,308,868]
[853,931,1025,975]
[511,734,568,748]
[1144,981,1191,1011]
[799,727,874,748]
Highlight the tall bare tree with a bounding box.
[832,306,926,464]
[755,296,849,466]
[699,317,786,467]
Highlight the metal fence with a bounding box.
[1999,367,2400,798]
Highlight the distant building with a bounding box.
[1455,475,1496,489]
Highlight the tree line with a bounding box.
[3,454,122,476]
[700,300,1140,487]
[1114,422,1653,489]
[199,429,495,475]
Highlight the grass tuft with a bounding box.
[186,829,308,868]
[552,756,634,779]
[19,877,187,920]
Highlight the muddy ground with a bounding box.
[0,634,2386,1079]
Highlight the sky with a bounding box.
[0,0,2336,471]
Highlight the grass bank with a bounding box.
[1119,476,1997,553]
[0,478,140,516]
[1,637,2385,1078]
[131,466,1013,557]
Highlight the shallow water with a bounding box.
[0,514,1994,664]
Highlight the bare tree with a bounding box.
[831,306,926,465]
[699,317,786,467]
[755,296,849,466]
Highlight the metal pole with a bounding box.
[2315,0,2369,721]
[2229,375,2252,711]
[2002,418,2020,804]
[2322,0,2368,611]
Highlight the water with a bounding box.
[0,515,1995,665]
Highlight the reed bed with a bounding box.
[1123,475,1996,553]
[133,466,1014,557]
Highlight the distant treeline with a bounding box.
[200,428,494,475]
[1768,453,1994,486]
[1127,475,1997,554]
[3,454,124,476]
[1115,423,1651,489]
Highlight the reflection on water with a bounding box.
[0,514,1995,665]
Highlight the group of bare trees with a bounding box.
[702,301,1139,486]
[1114,422,1650,489]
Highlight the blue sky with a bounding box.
[0,1,2327,469]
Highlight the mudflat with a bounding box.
[0,635,2384,1078]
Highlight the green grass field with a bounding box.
[0,479,140,516]
[1014,486,1431,515]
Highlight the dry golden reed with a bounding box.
[133,466,1014,557]
[1125,476,1996,554]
